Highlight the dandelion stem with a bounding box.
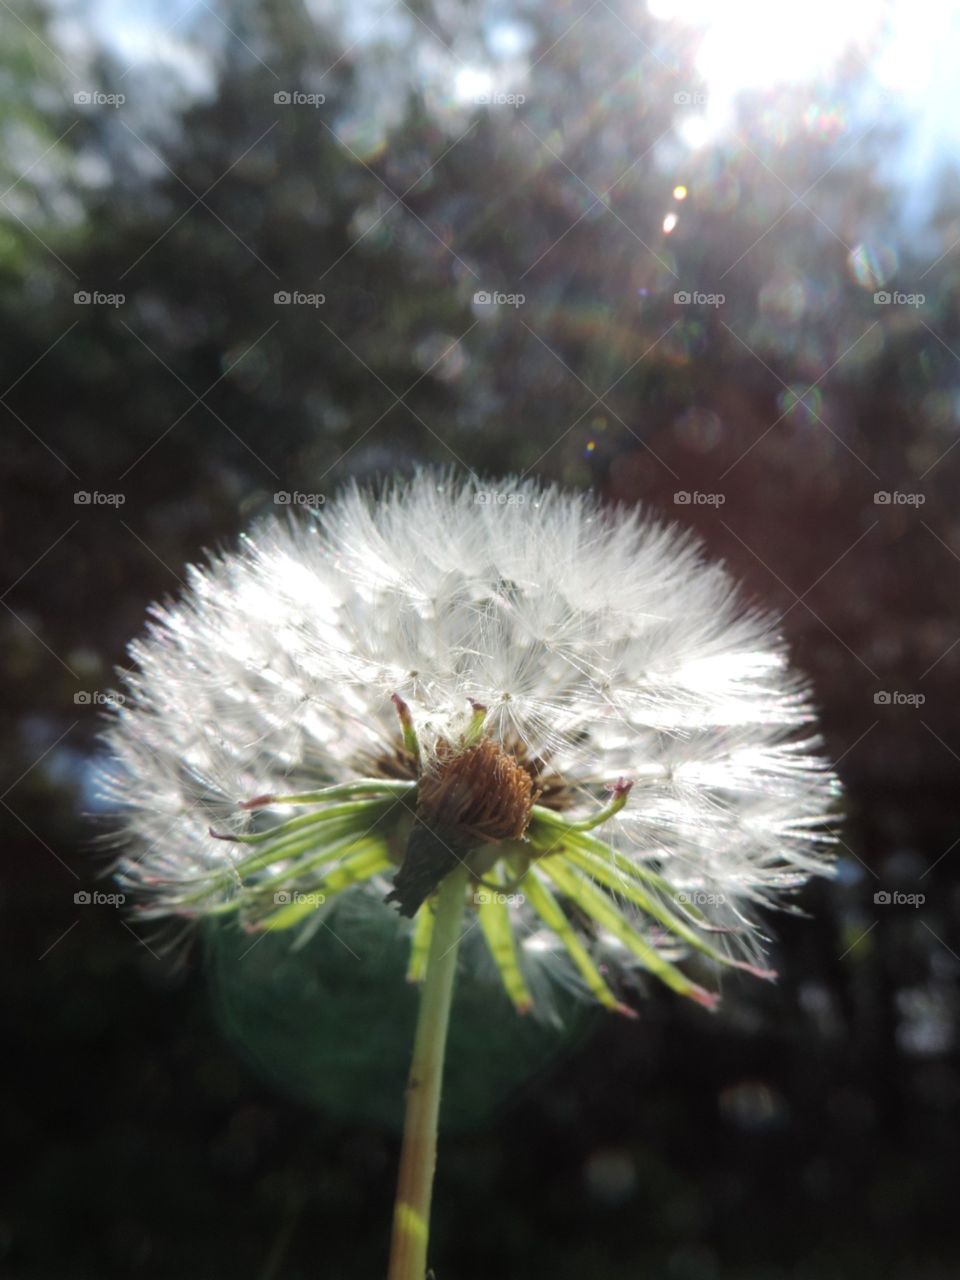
[387,864,469,1280]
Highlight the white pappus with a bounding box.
[101,471,840,1018]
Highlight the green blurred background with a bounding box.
[4,2,959,1276]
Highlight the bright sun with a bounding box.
[648,0,898,144]
[649,0,891,88]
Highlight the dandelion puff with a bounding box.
[102,470,839,1016]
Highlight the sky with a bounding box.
[64,0,960,238]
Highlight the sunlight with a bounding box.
[650,0,889,87]
[453,66,496,104]
[651,0,894,140]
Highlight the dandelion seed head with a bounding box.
[102,471,840,1014]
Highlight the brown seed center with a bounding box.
[418,737,538,845]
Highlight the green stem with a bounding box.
[387,864,469,1280]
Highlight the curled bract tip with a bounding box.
[689,986,722,1013]
[737,963,779,982]
[606,777,633,798]
[208,826,238,842]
